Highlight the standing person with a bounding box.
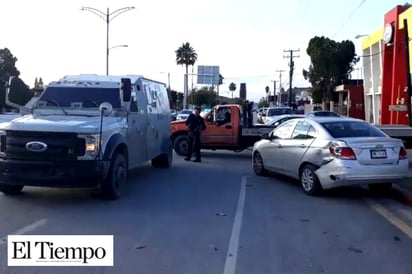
[242,100,248,128]
[185,107,206,162]
[247,101,253,127]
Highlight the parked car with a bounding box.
[254,114,304,129]
[263,107,294,123]
[263,114,305,128]
[306,110,339,117]
[176,109,193,120]
[171,110,178,121]
[252,117,409,195]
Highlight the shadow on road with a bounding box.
[262,170,389,202]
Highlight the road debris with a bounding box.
[347,247,363,254]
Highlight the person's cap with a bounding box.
[194,107,201,111]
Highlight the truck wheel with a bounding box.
[0,184,24,195]
[152,144,173,168]
[100,153,128,200]
[173,135,189,156]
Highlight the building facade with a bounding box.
[362,4,412,125]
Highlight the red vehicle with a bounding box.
[170,105,272,156]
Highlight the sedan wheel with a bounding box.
[253,152,268,176]
[300,164,322,196]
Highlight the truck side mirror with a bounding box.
[5,76,27,110]
[121,78,132,102]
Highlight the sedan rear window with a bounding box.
[267,108,293,116]
[320,121,386,138]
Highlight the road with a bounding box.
[1,150,412,273]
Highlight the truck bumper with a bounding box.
[0,159,111,188]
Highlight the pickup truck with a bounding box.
[0,74,173,200]
[170,104,273,156]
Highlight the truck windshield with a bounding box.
[36,86,122,109]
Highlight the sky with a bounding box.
[0,0,406,103]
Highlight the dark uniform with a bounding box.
[185,108,206,162]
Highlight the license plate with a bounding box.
[370,149,387,159]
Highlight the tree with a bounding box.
[175,42,197,109]
[303,36,358,104]
[0,48,20,83]
[167,89,184,110]
[258,97,269,108]
[0,48,32,111]
[189,86,216,107]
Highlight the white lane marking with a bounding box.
[223,176,247,274]
[0,218,47,246]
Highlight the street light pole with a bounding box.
[160,72,171,90]
[80,6,135,75]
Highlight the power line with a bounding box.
[332,0,367,39]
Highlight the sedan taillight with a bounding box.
[399,147,408,160]
[329,147,357,160]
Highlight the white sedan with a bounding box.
[252,117,409,195]
[176,109,193,121]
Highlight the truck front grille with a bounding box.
[2,131,86,161]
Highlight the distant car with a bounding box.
[263,107,294,123]
[306,111,339,117]
[176,109,193,120]
[262,114,305,128]
[171,111,177,121]
[252,117,409,195]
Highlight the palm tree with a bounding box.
[175,42,197,109]
[229,82,236,99]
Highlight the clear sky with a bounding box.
[0,0,405,102]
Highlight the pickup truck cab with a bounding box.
[171,104,273,156]
[0,74,173,199]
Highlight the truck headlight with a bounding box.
[78,134,100,159]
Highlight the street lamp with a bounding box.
[110,44,128,51]
[80,6,135,75]
[355,34,368,39]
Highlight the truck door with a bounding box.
[127,84,148,167]
[202,107,235,146]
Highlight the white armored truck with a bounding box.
[0,74,173,199]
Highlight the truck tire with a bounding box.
[173,134,189,156]
[0,184,24,195]
[100,153,127,200]
[152,144,173,168]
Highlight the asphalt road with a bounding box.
[1,150,412,274]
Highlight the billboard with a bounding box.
[197,65,220,85]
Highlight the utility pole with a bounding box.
[271,80,276,106]
[283,49,300,106]
[276,69,285,106]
